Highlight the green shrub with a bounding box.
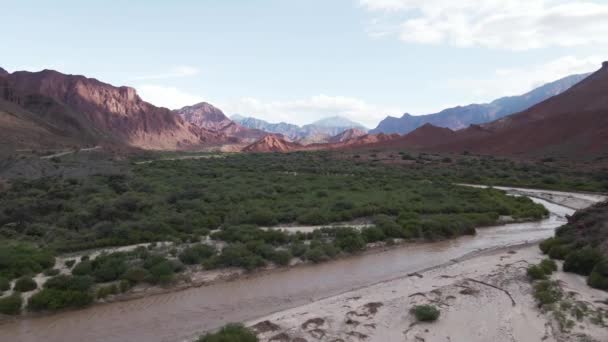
[533,280,562,306]
[361,226,385,243]
[0,293,22,315]
[0,244,54,280]
[548,244,573,260]
[178,244,216,265]
[563,248,602,276]
[411,305,440,322]
[44,275,93,292]
[147,261,175,285]
[72,260,93,276]
[96,284,119,299]
[527,265,548,280]
[539,259,558,274]
[198,323,258,342]
[588,258,608,290]
[28,288,93,311]
[14,276,37,292]
[122,267,150,284]
[0,277,9,291]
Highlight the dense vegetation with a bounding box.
[0,152,547,254]
[540,201,608,290]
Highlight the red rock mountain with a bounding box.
[242,134,302,153]
[397,62,608,157]
[175,102,266,143]
[328,128,367,143]
[0,69,231,151]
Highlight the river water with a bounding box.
[0,188,598,342]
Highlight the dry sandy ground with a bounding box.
[249,245,608,342]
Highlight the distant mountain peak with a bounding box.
[0,67,8,76]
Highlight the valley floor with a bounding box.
[249,244,608,342]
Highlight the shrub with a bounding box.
[588,258,608,290]
[0,244,55,280]
[147,261,175,285]
[178,244,216,265]
[533,280,562,306]
[14,276,37,292]
[72,260,93,276]
[96,284,119,299]
[44,275,93,292]
[0,277,9,291]
[361,226,385,243]
[122,267,150,284]
[198,323,258,342]
[0,293,22,315]
[269,250,291,266]
[527,265,548,280]
[411,305,440,322]
[539,259,558,274]
[539,238,558,254]
[563,248,602,276]
[548,244,573,260]
[28,288,94,311]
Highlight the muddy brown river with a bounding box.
[0,188,598,342]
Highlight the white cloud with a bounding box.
[130,66,201,80]
[445,55,603,101]
[136,85,204,110]
[221,95,400,127]
[359,0,608,50]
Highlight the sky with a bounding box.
[2,0,607,128]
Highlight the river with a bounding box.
[1,187,602,342]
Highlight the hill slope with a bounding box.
[372,73,590,134]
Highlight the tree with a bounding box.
[14,276,37,292]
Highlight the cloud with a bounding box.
[136,85,204,109]
[359,0,608,50]
[445,55,603,101]
[130,66,201,81]
[221,95,400,127]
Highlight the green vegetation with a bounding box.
[198,323,258,342]
[410,304,440,322]
[0,277,9,292]
[0,293,22,315]
[540,201,608,291]
[0,153,547,253]
[533,280,563,306]
[0,244,54,281]
[14,276,37,292]
[527,259,558,280]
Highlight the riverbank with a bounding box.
[249,244,608,342]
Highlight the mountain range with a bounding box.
[1,63,605,159]
[368,62,608,157]
[371,73,590,135]
[232,115,367,144]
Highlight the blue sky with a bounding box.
[2,0,607,127]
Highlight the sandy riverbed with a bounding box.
[249,245,608,342]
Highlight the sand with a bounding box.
[249,245,608,342]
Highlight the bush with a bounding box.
[533,280,562,306]
[588,258,608,290]
[539,238,558,254]
[563,248,602,276]
[539,259,558,274]
[361,226,385,243]
[411,305,440,322]
[178,244,216,265]
[64,260,76,269]
[0,293,22,315]
[0,277,9,291]
[147,261,175,285]
[96,284,119,299]
[44,275,93,292]
[527,265,548,280]
[198,323,258,342]
[547,244,573,260]
[72,260,93,276]
[28,288,93,311]
[122,267,150,284]
[14,276,37,292]
[0,244,55,280]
